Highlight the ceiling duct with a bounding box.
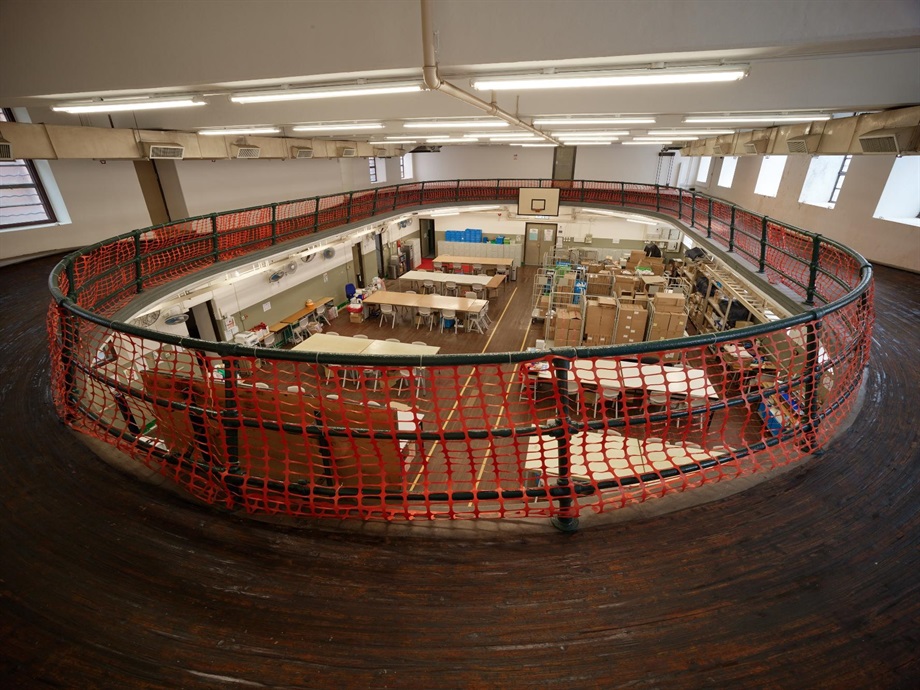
[410,145,441,153]
[713,141,734,156]
[858,127,919,154]
[291,146,314,159]
[786,134,821,154]
[231,143,262,159]
[339,147,357,158]
[743,139,770,154]
[142,142,184,159]
[373,147,387,157]
[0,136,13,160]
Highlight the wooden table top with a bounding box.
[291,333,440,356]
[363,291,487,313]
[434,255,514,267]
[400,271,505,290]
[572,359,720,399]
[281,296,335,324]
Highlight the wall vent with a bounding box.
[291,146,314,159]
[858,127,919,154]
[786,134,821,154]
[232,144,262,159]
[713,142,733,156]
[743,139,769,155]
[340,147,357,158]
[142,142,184,160]
[0,138,12,160]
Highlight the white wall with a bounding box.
[696,154,920,272]
[0,159,151,262]
[573,146,661,184]
[175,158,349,216]
[412,146,554,181]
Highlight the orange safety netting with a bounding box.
[48,181,873,523]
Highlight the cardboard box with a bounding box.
[614,302,648,344]
[349,312,364,323]
[646,303,688,341]
[652,291,686,313]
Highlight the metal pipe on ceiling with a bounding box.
[420,0,559,145]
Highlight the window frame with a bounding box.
[0,108,58,230]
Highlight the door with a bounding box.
[351,244,365,288]
[419,218,436,258]
[524,222,558,266]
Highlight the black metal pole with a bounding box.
[550,357,579,532]
[707,198,713,238]
[805,234,822,306]
[728,206,736,252]
[758,216,768,273]
[270,203,278,245]
[133,231,144,293]
[801,321,825,455]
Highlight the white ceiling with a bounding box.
[2,0,919,147]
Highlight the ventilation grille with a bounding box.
[713,142,733,156]
[786,135,820,154]
[291,146,314,159]
[0,141,12,160]
[373,148,387,157]
[858,127,918,154]
[232,144,262,159]
[143,142,184,160]
[743,139,769,154]
[340,147,357,158]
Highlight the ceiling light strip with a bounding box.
[292,123,384,132]
[472,66,747,91]
[231,83,423,104]
[53,98,206,114]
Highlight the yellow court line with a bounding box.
[410,287,518,493]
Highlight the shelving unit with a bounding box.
[683,259,784,333]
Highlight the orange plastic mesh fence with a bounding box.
[48,181,873,522]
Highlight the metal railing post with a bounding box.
[728,206,736,252]
[371,188,378,216]
[677,188,683,219]
[313,197,320,233]
[801,320,825,455]
[655,184,661,212]
[133,231,144,293]
[805,234,822,306]
[221,358,242,476]
[346,192,353,224]
[270,203,278,245]
[60,263,81,420]
[210,214,219,260]
[550,357,579,532]
[707,198,713,238]
[758,216,769,273]
[690,191,696,228]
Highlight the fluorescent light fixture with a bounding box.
[369,140,416,145]
[404,120,509,129]
[489,136,542,141]
[684,114,831,124]
[627,218,658,225]
[472,66,747,91]
[621,141,673,146]
[483,133,540,140]
[648,130,735,136]
[557,136,620,141]
[426,137,478,143]
[52,97,206,114]
[292,123,383,132]
[515,144,558,147]
[534,117,655,125]
[582,209,628,217]
[428,211,460,217]
[230,83,422,104]
[633,136,698,141]
[199,127,281,136]
[568,141,614,146]
[553,131,630,137]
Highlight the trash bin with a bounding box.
[510,264,518,281]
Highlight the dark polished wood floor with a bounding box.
[1,256,918,689]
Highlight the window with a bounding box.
[754,155,787,197]
[696,156,711,184]
[717,156,738,188]
[400,153,413,180]
[873,156,920,227]
[799,155,851,209]
[368,157,378,183]
[0,109,57,229]
[829,155,852,204]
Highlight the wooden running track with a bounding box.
[1,255,917,689]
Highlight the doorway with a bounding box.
[419,218,436,258]
[351,244,366,288]
[523,222,558,266]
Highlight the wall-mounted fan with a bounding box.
[285,261,299,274]
[131,310,160,327]
[322,247,336,260]
[163,306,189,325]
[301,253,316,263]
[268,270,286,283]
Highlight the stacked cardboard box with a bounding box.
[614,302,648,344]
[584,297,618,346]
[553,307,583,347]
[554,274,577,307]
[586,272,613,296]
[645,291,688,341]
[613,273,640,296]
